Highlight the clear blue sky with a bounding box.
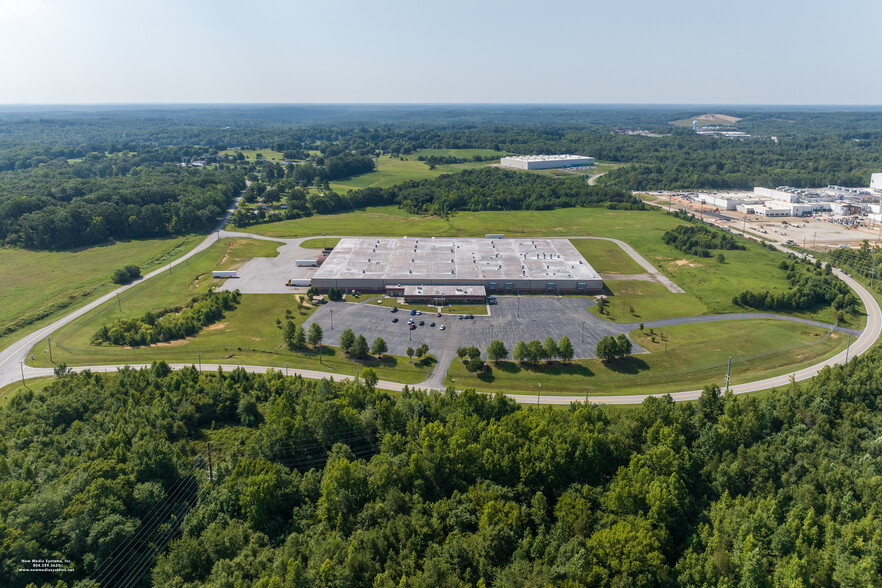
[1,0,879,104]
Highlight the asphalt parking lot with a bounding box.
[302,296,644,359]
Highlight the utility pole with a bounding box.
[585,386,589,404]
[20,362,25,385]
[537,383,541,406]
[330,309,333,330]
[285,363,288,377]
[47,336,53,364]
[845,333,852,363]
[116,292,122,312]
[725,356,732,390]
[207,443,214,483]
[197,353,201,373]
[664,331,668,353]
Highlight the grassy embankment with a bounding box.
[299,237,341,249]
[0,235,203,353]
[445,320,848,397]
[26,238,428,385]
[244,205,865,327]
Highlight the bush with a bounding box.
[111,264,141,285]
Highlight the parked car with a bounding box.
[440,325,446,330]
[391,307,398,313]
[436,312,442,317]
[416,310,422,315]
[419,320,425,326]
[392,317,398,323]
[410,309,416,315]
[429,322,435,327]
[458,315,464,320]
[409,324,416,330]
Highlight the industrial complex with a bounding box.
[310,237,603,296]
[499,154,594,170]
[687,182,882,222]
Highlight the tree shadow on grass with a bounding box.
[601,356,650,375]
[493,361,595,378]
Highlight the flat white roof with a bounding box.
[402,285,486,297]
[313,237,601,283]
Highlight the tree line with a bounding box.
[91,289,240,347]
[661,223,745,258]
[732,259,858,313]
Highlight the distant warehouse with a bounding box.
[499,154,595,170]
[311,237,602,295]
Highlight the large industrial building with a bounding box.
[499,154,594,170]
[311,237,603,296]
[872,173,882,191]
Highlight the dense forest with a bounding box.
[2,351,882,586]
[0,151,243,249]
[2,105,882,202]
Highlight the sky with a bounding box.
[0,0,879,105]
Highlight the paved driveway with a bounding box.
[302,296,644,360]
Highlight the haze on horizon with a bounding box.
[1,0,879,106]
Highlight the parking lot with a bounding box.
[302,296,645,360]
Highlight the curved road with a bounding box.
[2,221,879,404]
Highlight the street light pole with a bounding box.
[198,353,201,373]
[585,386,589,404]
[20,362,25,385]
[537,382,541,406]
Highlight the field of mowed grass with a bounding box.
[329,153,499,194]
[244,205,862,324]
[591,280,707,322]
[0,377,54,407]
[329,156,447,193]
[569,238,644,274]
[299,237,341,249]
[27,238,427,384]
[220,149,286,161]
[0,235,202,353]
[446,319,848,397]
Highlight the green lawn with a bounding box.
[26,239,426,385]
[299,237,341,249]
[446,320,848,397]
[0,235,203,353]
[361,297,489,316]
[569,238,644,274]
[244,205,863,325]
[329,156,447,193]
[0,377,54,407]
[411,148,507,159]
[220,149,286,161]
[591,280,707,322]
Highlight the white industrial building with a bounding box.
[698,194,762,211]
[311,237,603,295]
[499,154,595,170]
[872,173,882,191]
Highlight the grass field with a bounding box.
[0,377,54,407]
[591,280,707,322]
[0,235,202,353]
[361,296,490,316]
[328,153,497,194]
[299,237,341,249]
[26,239,427,385]
[244,205,864,325]
[446,319,848,396]
[220,149,286,161]
[570,238,644,274]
